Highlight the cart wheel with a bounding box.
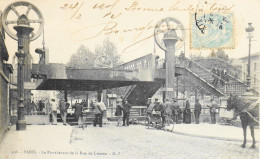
[165,118,174,132]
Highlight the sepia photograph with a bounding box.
[0,0,259,158]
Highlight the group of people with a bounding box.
[115,99,133,127]
[211,68,229,87]
[28,98,69,125]
[145,97,218,125]
[27,99,49,115]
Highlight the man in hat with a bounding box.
[122,100,132,126]
[207,98,218,124]
[74,101,83,123]
[59,99,69,125]
[194,98,202,124]
[152,98,165,125]
[50,98,58,125]
[93,99,103,127]
[172,98,181,123]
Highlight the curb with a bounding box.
[138,122,259,143]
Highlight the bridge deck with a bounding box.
[36,78,157,91]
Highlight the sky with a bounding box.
[0,0,260,65]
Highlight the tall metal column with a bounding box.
[163,30,178,99]
[2,1,45,123]
[154,17,185,101]
[14,23,34,130]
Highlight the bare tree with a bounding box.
[66,39,123,102]
[95,38,122,67]
[67,45,95,69]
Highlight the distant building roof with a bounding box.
[239,52,260,60]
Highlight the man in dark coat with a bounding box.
[122,100,132,126]
[59,99,69,125]
[93,100,103,127]
[172,99,180,123]
[194,98,202,124]
[39,100,45,112]
[74,101,83,122]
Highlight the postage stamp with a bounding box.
[190,13,234,49]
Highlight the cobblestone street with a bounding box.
[70,124,259,159]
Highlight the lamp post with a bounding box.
[245,23,254,89]
[241,23,257,102]
[14,20,34,130]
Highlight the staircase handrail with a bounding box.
[199,57,259,83]
[181,57,230,84]
[180,66,225,96]
[192,57,259,93]
[191,58,259,95]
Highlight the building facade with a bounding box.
[0,12,13,143]
[239,52,260,91]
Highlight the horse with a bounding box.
[226,94,259,148]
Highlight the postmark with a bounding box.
[190,12,234,49]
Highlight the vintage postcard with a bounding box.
[0,0,259,159]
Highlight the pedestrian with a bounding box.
[207,98,218,124]
[74,101,83,124]
[183,99,191,124]
[39,100,45,112]
[164,98,174,118]
[147,98,152,108]
[93,100,102,127]
[224,70,229,83]
[122,100,132,126]
[146,100,155,118]
[212,68,217,86]
[50,98,58,125]
[194,98,202,124]
[28,101,35,115]
[164,98,174,124]
[45,99,52,118]
[115,99,123,126]
[172,99,180,124]
[98,101,106,127]
[59,99,69,125]
[214,68,220,86]
[152,98,165,124]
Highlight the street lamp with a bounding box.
[241,23,257,102]
[245,23,254,89]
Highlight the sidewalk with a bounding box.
[171,123,260,142]
[0,123,73,159]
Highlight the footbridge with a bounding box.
[31,53,257,105]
